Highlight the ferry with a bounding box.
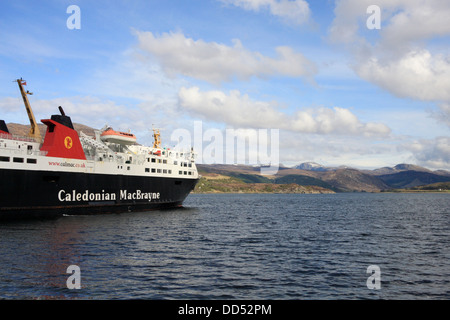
[0,79,199,220]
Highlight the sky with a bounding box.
[0,0,449,170]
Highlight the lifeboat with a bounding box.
[100,127,137,145]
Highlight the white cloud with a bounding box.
[178,86,391,136]
[329,0,450,103]
[179,86,285,127]
[329,0,450,47]
[221,0,311,25]
[431,103,450,128]
[356,50,450,101]
[378,1,450,53]
[405,136,450,170]
[134,30,317,84]
[292,106,391,136]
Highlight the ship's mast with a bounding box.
[16,78,42,142]
[152,127,161,149]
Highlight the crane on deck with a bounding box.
[16,78,42,142]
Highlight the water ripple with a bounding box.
[0,193,449,299]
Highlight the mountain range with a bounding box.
[298,162,450,191]
[197,162,450,192]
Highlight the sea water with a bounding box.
[0,193,448,299]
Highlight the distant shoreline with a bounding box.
[194,170,450,194]
[191,190,335,194]
[381,190,450,194]
[192,190,449,194]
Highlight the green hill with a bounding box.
[274,174,339,192]
[193,172,334,194]
[378,170,450,189]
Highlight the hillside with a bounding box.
[377,170,450,189]
[196,164,388,193]
[193,172,334,194]
[274,174,338,191]
[314,168,390,192]
[197,163,450,193]
[368,163,432,175]
[409,181,450,191]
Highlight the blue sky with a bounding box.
[0,0,449,170]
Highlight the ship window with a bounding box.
[174,161,177,165]
[188,163,192,167]
[13,157,24,163]
[0,156,9,162]
[184,171,187,175]
[157,169,161,173]
[163,169,167,174]
[188,171,192,175]
[27,158,37,164]
[127,166,130,170]
[151,168,156,173]
[145,168,150,172]
[168,170,172,174]
[151,158,156,163]
[179,171,182,175]
[163,160,167,164]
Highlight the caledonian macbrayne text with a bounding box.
[58,189,161,202]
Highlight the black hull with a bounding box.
[0,168,198,221]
